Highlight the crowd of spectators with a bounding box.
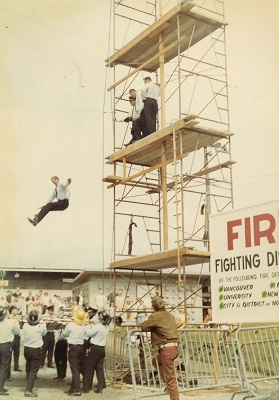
[0,287,65,316]
[0,286,201,329]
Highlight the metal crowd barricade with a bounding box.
[231,325,279,400]
[126,327,243,400]
[106,326,140,382]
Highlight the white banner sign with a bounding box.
[210,200,279,323]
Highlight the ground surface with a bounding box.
[5,366,279,400]
[4,351,279,399]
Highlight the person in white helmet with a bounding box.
[82,310,111,394]
[22,309,47,398]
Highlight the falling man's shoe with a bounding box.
[27,216,38,226]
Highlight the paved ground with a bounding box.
[4,365,279,400]
[3,350,278,400]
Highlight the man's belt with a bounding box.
[159,342,178,348]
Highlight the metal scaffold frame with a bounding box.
[103,1,234,379]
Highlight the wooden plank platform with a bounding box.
[108,247,210,271]
[106,1,227,72]
[105,116,233,168]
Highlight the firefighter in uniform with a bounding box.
[0,306,20,396]
[40,305,55,368]
[62,309,87,396]
[23,309,47,397]
[82,311,111,394]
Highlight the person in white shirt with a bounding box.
[115,291,125,312]
[82,311,111,394]
[22,309,47,398]
[0,306,20,396]
[12,287,22,301]
[128,89,146,142]
[40,292,50,315]
[27,176,71,226]
[62,309,87,396]
[141,76,160,137]
[94,290,107,311]
[25,292,35,316]
[125,97,141,146]
[40,305,55,368]
[16,295,26,317]
[52,295,62,314]
[7,306,22,380]
[76,290,83,310]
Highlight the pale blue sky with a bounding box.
[0,0,278,271]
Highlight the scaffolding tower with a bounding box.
[103,0,234,313]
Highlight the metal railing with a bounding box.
[231,325,279,400]
[125,327,242,399]
[105,325,279,399]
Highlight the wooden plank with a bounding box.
[106,152,189,189]
[139,22,221,72]
[185,9,227,27]
[103,176,161,188]
[109,247,210,271]
[122,134,223,167]
[128,131,219,166]
[106,2,193,67]
[189,125,233,138]
[105,117,233,170]
[105,116,198,164]
[107,36,186,92]
[102,175,122,183]
[105,3,226,70]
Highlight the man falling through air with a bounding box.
[28,176,71,226]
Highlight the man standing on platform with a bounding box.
[141,77,160,137]
[128,89,146,142]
